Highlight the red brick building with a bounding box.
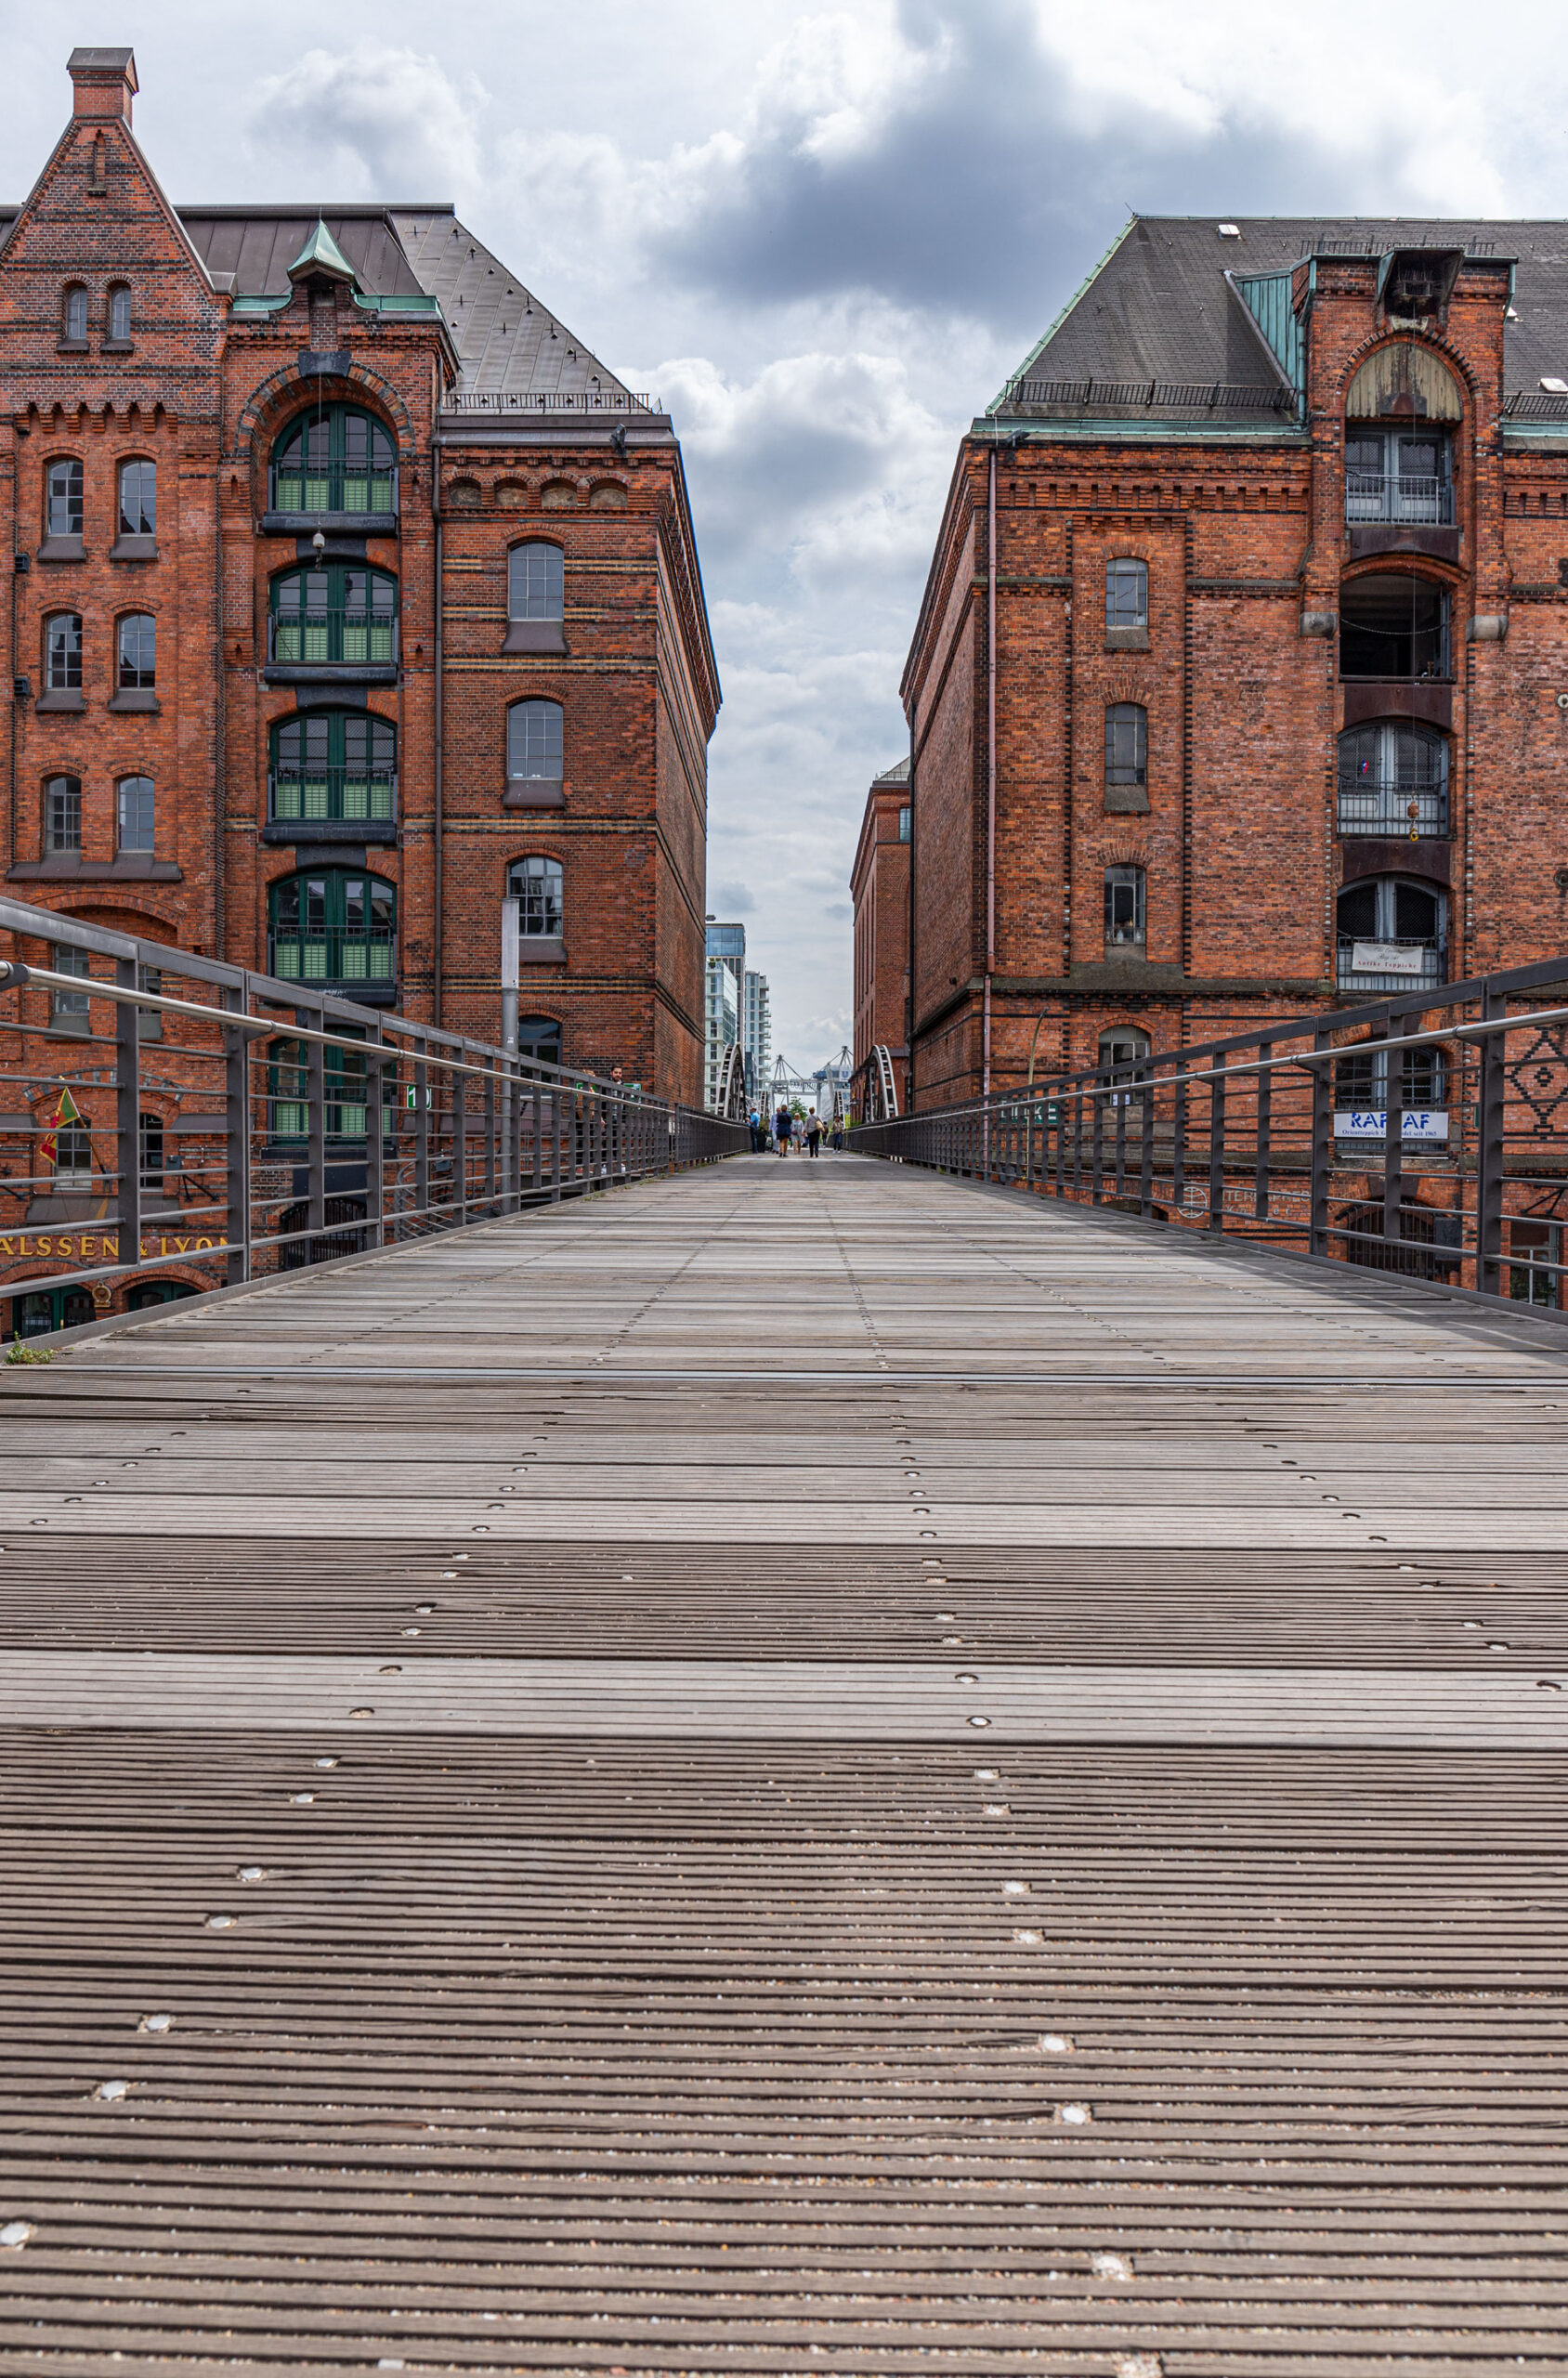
[0,46,718,1103]
[899,215,1568,1105]
[849,758,910,1109]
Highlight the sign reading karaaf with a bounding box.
[1333,1109,1450,1143]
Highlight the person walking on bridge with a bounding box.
[774,1103,791,1156]
[806,1110,822,1158]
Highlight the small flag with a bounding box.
[38,1084,81,1169]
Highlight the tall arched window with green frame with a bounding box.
[268,869,396,989]
[270,404,397,516]
[269,565,398,667]
[270,712,397,825]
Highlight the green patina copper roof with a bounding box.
[287,217,357,284]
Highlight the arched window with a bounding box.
[507,699,564,783]
[270,712,397,826]
[268,869,396,990]
[1104,863,1145,950]
[1104,704,1147,805]
[45,777,81,854]
[44,613,83,691]
[108,284,133,342]
[508,542,563,621]
[269,565,399,668]
[1336,876,1446,991]
[507,856,564,939]
[117,612,156,689]
[270,404,397,517]
[1337,722,1448,837]
[117,776,154,852]
[1339,573,1450,681]
[118,459,155,538]
[62,284,88,343]
[1098,1026,1150,1106]
[516,1015,563,1071]
[46,458,83,541]
[1105,557,1148,633]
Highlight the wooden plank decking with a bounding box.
[2,1154,1567,2375]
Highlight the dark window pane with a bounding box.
[110,287,132,341]
[1105,558,1147,630]
[507,699,564,780]
[508,542,564,621]
[117,776,154,851]
[507,855,565,936]
[46,459,83,538]
[118,613,156,688]
[46,776,81,853]
[46,613,83,689]
[1104,703,1147,786]
[118,460,155,537]
[64,287,87,340]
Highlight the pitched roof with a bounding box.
[992,215,1568,430]
[872,757,910,785]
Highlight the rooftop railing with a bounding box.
[440,391,659,415]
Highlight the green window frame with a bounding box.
[267,1029,395,1143]
[268,869,397,988]
[270,711,398,824]
[269,565,398,667]
[270,405,397,516]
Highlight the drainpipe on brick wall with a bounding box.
[983,442,998,1101]
[431,425,444,1028]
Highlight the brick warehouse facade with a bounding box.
[849,758,911,1107]
[897,214,1568,1108]
[0,46,717,1091]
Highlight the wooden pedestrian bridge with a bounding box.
[4,1142,1568,2377]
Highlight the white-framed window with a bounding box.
[507,699,564,782]
[507,855,564,937]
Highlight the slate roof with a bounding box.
[994,215,1568,428]
[0,192,644,404]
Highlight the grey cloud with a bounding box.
[653,0,1420,337]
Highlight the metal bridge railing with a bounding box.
[855,956,1568,1312]
[0,895,749,1340]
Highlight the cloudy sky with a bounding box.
[6,1,1564,1065]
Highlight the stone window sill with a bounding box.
[503,781,566,809]
[35,688,85,712]
[56,338,88,356]
[8,855,183,883]
[101,338,135,355]
[1104,786,1150,814]
[110,535,158,562]
[518,937,567,966]
[107,688,161,712]
[503,621,568,655]
[1104,625,1150,650]
[36,535,85,563]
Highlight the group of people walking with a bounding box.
[749,1105,843,1156]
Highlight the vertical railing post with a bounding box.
[224,986,251,1286]
[1091,1078,1104,1204]
[531,1077,543,1198]
[453,1061,467,1228]
[1072,1088,1084,1202]
[483,1061,496,1212]
[1254,1039,1273,1222]
[1309,1024,1333,1257]
[1476,980,1507,1295]
[114,955,141,1281]
[305,1020,326,1240]
[366,1030,387,1248]
[1381,1022,1405,1258]
[1140,1065,1155,1219]
[1113,1080,1127,1202]
[1172,1069,1187,1220]
[413,1044,429,1229]
[1207,1061,1225,1234]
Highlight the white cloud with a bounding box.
[247,43,485,203]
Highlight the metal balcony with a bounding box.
[1336,775,1449,838]
[268,927,396,992]
[268,464,398,517]
[1337,934,1444,995]
[269,767,398,828]
[1345,473,1455,526]
[268,610,399,670]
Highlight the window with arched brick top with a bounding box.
[108,284,132,342]
[270,403,396,516]
[508,542,563,621]
[46,457,83,541]
[62,284,88,342]
[118,459,155,538]
[507,856,564,938]
[507,699,564,783]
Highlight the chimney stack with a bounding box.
[68,46,137,124]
